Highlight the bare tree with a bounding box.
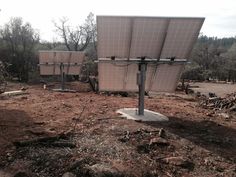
[53,17,71,50]
[53,12,96,51]
[84,12,97,51]
[0,17,39,82]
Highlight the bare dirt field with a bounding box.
[0,82,235,177]
[191,82,236,97]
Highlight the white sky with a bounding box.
[0,0,236,41]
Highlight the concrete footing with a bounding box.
[117,108,169,122]
[52,89,76,93]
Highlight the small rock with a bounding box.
[34,121,45,125]
[229,105,236,112]
[62,103,72,108]
[158,128,165,138]
[134,119,142,122]
[62,172,76,177]
[49,127,55,131]
[196,92,201,97]
[209,92,217,98]
[218,113,229,119]
[149,137,169,146]
[85,163,120,176]
[20,87,28,91]
[99,110,104,114]
[26,129,46,136]
[206,112,214,117]
[119,131,130,142]
[163,156,193,169]
[6,152,13,161]
[72,117,79,121]
[45,162,50,166]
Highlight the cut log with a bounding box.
[1,90,28,97]
[13,131,75,148]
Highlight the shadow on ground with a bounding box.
[0,107,45,156]
[146,116,236,162]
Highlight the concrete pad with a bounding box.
[117,108,169,122]
[52,89,76,93]
[1,90,28,96]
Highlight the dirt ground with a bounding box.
[190,82,236,97]
[0,82,235,177]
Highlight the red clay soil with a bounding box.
[0,82,235,177]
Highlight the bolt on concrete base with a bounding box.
[117,108,169,122]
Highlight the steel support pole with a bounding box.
[60,63,65,91]
[138,63,146,115]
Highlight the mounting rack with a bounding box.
[97,58,188,115]
[39,62,82,92]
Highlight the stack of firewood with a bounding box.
[200,92,236,112]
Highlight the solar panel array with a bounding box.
[97,16,204,92]
[97,16,204,59]
[39,51,85,75]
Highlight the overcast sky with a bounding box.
[0,0,235,41]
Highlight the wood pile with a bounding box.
[200,92,236,111]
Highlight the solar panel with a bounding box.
[97,16,204,60]
[125,63,139,91]
[98,62,126,91]
[39,51,85,75]
[97,16,204,92]
[150,63,184,92]
[160,18,204,59]
[97,16,132,58]
[39,51,58,75]
[129,17,169,59]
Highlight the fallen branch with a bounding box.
[48,141,76,148]
[13,131,75,148]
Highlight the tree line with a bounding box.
[0,13,236,83]
[182,35,236,82]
